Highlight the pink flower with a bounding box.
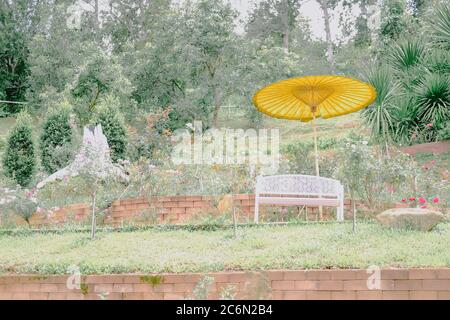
[426,123,433,128]
[420,205,427,209]
[418,197,426,204]
[409,197,416,202]
[433,197,439,203]
[401,198,406,203]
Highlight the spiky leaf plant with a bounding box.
[361,66,398,145]
[426,3,450,49]
[386,40,426,72]
[425,49,450,75]
[391,97,419,145]
[415,73,450,129]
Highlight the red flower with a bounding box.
[418,197,426,204]
[420,205,427,209]
[433,197,439,203]
[409,197,416,201]
[401,198,406,203]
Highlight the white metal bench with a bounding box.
[254,174,344,223]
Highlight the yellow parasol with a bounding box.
[253,75,376,177]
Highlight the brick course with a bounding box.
[20,194,370,228]
[0,268,448,300]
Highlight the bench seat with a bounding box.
[254,174,345,223]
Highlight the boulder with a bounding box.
[376,208,445,231]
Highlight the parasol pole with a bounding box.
[311,106,320,177]
[311,106,323,221]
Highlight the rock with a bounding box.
[376,208,445,231]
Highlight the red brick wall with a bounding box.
[1,269,449,300]
[26,194,368,228]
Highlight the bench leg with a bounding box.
[337,202,344,221]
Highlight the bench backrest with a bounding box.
[256,174,343,198]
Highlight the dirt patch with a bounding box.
[400,141,450,155]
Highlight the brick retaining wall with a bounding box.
[1,269,449,300]
[25,194,370,228]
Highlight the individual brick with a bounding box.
[306,291,331,300]
[331,291,357,300]
[381,269,409,280]
[318,280,344,291]
[409,269,437,279]
[294,281,318,290]
[112,283,134,293]
[271,280,295,291]
[12,293,30,300]
[330,269,367,280]
[382,291,409,300]
[395,280,422,290]
[305,270,331,280]
[283,291,307,300]
[283,271,307,281]
[422,279,450,291]
[409,291,438,300]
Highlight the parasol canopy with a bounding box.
[253,75,376,122]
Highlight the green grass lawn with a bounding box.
[0,222,449,275]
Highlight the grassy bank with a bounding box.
[0,222,448,275]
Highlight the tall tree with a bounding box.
[379,0,408,41]
[0,0,41,115]
[317,0,338,73]
[246,0,302,52]
[181,0,238,127]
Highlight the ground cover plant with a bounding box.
[0,222,448,274]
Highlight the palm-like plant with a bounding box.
[426,3,450,49]
[361,66,398,145]
[386,39,426,72]
[391,96,419,145]
[425,49,450,75]
[415,73,450,129]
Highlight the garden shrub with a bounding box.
[92,96,127,162]
[2,112,35,186]
[39,105,74,174]
[437,121,450,141]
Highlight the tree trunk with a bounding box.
[281,0,290,52]
[212,86,221,127]
[93,0,99,30]
[319,0,335,73]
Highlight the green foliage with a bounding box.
[0,0,34,116]
[380,0,408,40]
[415,73,450,129]
[426,3,450,49]
[387,40,426,72]
[39,104,74,174]
[92,97,127,162]
[437,121,450,140]
[361,65,397,145]
[2,112,35,186]
[140,275,163,286]
[1,189,37,224]
[391,97,419,144]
